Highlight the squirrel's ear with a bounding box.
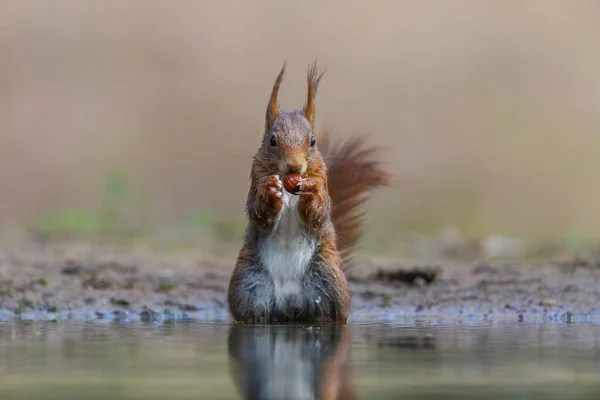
[266,63,286,132]
[304,61,325,130]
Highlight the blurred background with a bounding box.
[1,1,600,260]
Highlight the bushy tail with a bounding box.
[317,131,392,271]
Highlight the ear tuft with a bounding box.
[304,60,325,129]
[265,62,286,132]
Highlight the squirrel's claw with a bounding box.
[269,186,283,198]
[297,178,317,201]
[267,175,283,199]
[270,175,282,189]
[299,178,317,193]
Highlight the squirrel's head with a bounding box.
[257,62,325,176]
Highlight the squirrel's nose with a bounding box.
[287,164,302,174]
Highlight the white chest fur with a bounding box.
[262,330,316,399]
[259,190,316,308]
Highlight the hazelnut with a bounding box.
[283,174,301,194]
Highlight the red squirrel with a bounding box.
[227,325,357,399]
[227,62,391,324]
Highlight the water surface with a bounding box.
[0,320,599,399]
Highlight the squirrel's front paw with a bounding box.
[267,175,283,201]
[298,178,317,201]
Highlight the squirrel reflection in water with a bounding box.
[227,324,358,400]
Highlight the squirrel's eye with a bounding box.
[310,136,316,147]
[269,135,277,147]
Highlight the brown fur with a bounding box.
[317,132,392,269]
[227,62,390,324]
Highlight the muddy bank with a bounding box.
[0,240,599,324]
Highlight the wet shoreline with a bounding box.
[1,240,599,324]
